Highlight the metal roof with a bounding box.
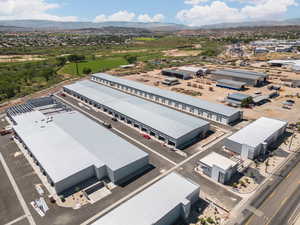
[212,69,267,81]
[217,79,247,87]
[226,117,287,148]
[64,80,209,139]
[227,93,251,101]
[91,172,200,225]
[12,110,148,183]
[92,73,240,117]
[200,152,237,171]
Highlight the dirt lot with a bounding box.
[122,66,300,123]
[0,55,46,62]
[163,49,201,57]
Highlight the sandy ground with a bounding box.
[163,49,201,57]
[123,67,300,123]
[0,55,45,62]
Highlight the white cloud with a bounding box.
[94,10,136,22]
[0,0,78,21]
[94,11,165,23]
[137,14,165,22]
[177,0,297,26]
[184,0,209,5]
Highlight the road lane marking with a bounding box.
[4,215,26,225]
[0,153,36,225]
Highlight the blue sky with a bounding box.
[0,0,299,26]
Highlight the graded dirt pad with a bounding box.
[163,49,202,57]
[122,67,300,123]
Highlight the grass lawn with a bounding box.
[59,57,128,76]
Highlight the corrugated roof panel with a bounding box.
[92,73,241,117]
[64,80,209,139]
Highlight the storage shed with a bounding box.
[91,172,200,225]
[162,69,193,80]
[91,73,242,125]
[224,117,287,159]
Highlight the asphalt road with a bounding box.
[241,151,300,225]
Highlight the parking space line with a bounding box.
[4,215,27,225]
[0,153,36,225]
[55,95,178,166]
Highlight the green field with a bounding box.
[59,57,128,76]
[134,37,157,41]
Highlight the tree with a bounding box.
[124,55,137,64]
[83,67,92,75]
[241,97,253,108]
[67,55,86,75]
[56,57,67,67]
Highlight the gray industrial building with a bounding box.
[63,80,210,149]
[216,79,246,90]
[226,93,252,107]
[91,172,200,225]
[91,73,242,125]
[224,117,287,159]
[7,100,149,194]
[162,69,193,80]
[210,69,268,87]
[199,152,237,184]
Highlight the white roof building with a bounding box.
[200,152,237,171]
[91,173,200,225]
[224,117,287,159]
[11,108,149,193]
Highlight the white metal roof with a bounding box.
[91,172,200,225]
[64,80,209,139]
[200,152,237,171]
[178,66,207,73]
[92,73,241,118]
[12,110,148,183]
[227,117,287,148]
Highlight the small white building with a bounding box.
[224,117,287,160]
[199,152,237,184]
[91,172,200,225]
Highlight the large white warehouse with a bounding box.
[91,172,200,225]
[91,73,242,125]
[63,80,210,149]
[224,117,287,159]
[7,100,149,194]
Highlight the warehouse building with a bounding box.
[91,73,242,125]
[162,69,193,80]
[92,172,200,225]
[216,79,246,90]
[224,117,287,160]
[63,80,210,149]
[199,152,237,184]
[210,69,268,87]
[178,66,209,76]
[7,101,149,194]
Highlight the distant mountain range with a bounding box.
[200,18,300,29]
[0,18,299,32]
[0,20,187,31]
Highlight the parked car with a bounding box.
[286,99,295,104]
[60,93,66,97]
[142,134,151,140]
[103,122,112,129]
[0,129,11,136]
[111,118,118,122]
